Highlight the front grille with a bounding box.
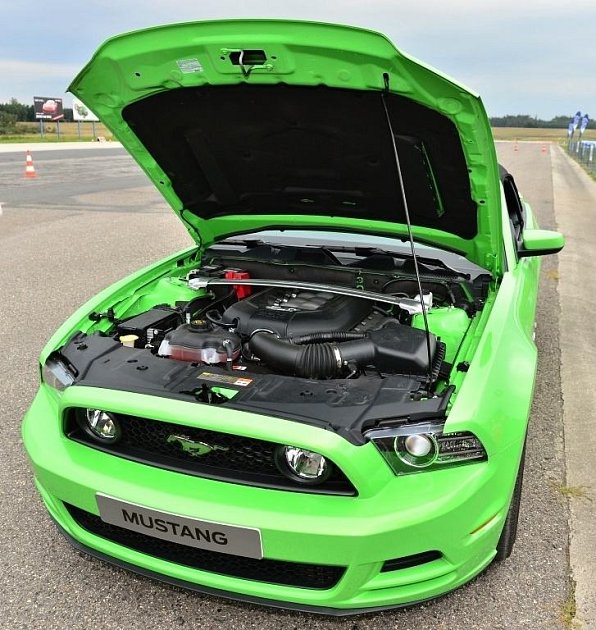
[65,503,345,590]
[65,409,356,495]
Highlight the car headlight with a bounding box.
[365,421,487,475]
[41,354,76,391]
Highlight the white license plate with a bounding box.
[96,494,263,559]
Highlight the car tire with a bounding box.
[495,444,526,561]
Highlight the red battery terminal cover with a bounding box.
[224,269,252,299]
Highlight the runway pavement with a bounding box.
[0,142,590,629]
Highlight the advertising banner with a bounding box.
[72,96,100,122]
[33,96,64,121]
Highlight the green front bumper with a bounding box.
[23,384,513,612]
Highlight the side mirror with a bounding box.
[518,229,565,258]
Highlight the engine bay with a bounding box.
[54,240,491,442]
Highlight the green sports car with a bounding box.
[22,20,564,614]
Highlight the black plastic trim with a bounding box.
[63,503,345,590]
[517,246,564,258]
[60,331,452,447]
[53,518,438,616]
[381,550,442,572]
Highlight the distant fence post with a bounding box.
[567,139,596,176]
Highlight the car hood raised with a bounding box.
[69,20,502,272]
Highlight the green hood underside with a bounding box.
[69,19,502,273]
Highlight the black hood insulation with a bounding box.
[123,84,477,239]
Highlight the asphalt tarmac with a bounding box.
[0,143,579,629]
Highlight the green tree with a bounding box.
[490,114,593,129]
[0,98,35,121]
[0,111,18,134]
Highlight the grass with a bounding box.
[0,135,109,144]
[0,121,113,143]
[2,124,595,144]
[552,482,592,501]
[492,127,596,142]
[565,147,596,182]
[560,592,578,630]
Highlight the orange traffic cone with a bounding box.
[24,150,36,178]
[541,144,547,154]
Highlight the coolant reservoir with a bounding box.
[411,307,470,363]
[158,321,241,364]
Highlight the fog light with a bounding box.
[404,434,433,457]
[84,409,121,443]
[276,446,331,484]
[394,433,438,468]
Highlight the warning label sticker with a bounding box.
[176,58,204,73]
[198,372,254,387]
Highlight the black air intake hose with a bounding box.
[249,332,374,379]
[250,322,438,379]
[289,332,366,344]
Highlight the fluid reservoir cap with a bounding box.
[190,319,211,331]
[119,334,139,348]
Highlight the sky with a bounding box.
[1,0,595,119]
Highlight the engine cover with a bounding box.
[222,288,372,337]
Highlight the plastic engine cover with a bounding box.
[221,288,372,337]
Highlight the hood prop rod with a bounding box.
[381,73,434,389]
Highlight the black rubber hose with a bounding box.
[182,288,236,321]
[249,333,375,379]
[289,331,366,344]
[298,343,341,379]
[249,333,337,378]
